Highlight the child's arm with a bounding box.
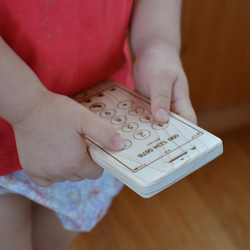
[0,37,124,186]
[130,0,197,124]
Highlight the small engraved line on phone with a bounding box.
[168,152,188,163]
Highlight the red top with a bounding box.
[0,0,134,176]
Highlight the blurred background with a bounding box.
[181,0,250,133]
[71,1,250,249]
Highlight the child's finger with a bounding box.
[148,71,174,123]
[171,97,197,125]
[171,77,197,124]
[75,110,125,151]
[75,157,104,179]
[29,176,54,187]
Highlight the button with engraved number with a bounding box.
[128,106,145,116]
[121,122,138,132]
[118,100,133,109]
[123,140,132,150]
[140,113,154,123]
[90,102,106,112]
[100,109,116,118]
[111,115,127,125]
[133,129,151,140]
[152,121,169,130]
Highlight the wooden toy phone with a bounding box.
[73,80,223,198]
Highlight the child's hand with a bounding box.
[12,91,124,187]
[133,43,197,125]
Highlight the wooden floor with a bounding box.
[70,124,250,250]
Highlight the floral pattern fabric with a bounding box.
[0,170,123,231]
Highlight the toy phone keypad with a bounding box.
[73,80,223,198]
[77,83,203,172]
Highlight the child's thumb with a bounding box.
[77,111,125,150]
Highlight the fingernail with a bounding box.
[112,134,125,150]
[155,108,169,122]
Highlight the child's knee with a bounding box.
[34,230,79,250]
[32,202,79,250]
[0,193,32,250]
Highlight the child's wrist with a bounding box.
[135,40,180,61]
[134,38,180,58]
[8,84,49,126]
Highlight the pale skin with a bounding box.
[0,0,196,249]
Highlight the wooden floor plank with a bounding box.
[189,126,250,250]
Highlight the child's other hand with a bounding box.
[133,43,197,124]
[12,91,124,187]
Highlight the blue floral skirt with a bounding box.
[0,170,123,232]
